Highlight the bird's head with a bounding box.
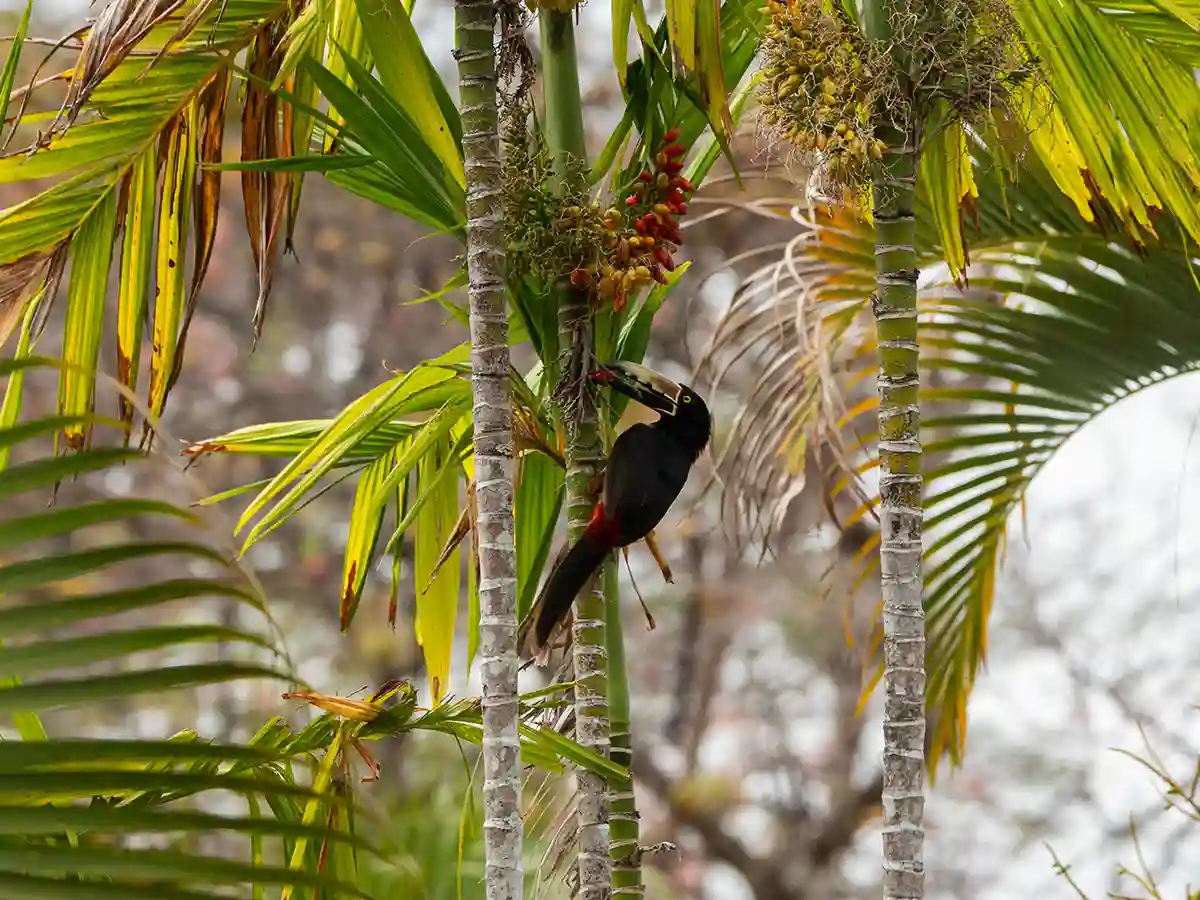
[590,361,711,457]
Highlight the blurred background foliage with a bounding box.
[0,0,1198,898]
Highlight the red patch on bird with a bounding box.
[585,501,621,545]
[590,369,614,383]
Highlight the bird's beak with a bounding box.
[590,361,683,415]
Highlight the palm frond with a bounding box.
[0,360,624,894]
[701,143,1200,766]
[0,0,464,450]
[0,364,386,898]
[1012,0,1200,244]
[612,0,766,151]
[0,0,287,446]
[184,354,568,697]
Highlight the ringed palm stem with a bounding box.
[539,10,612,900]
[454,2,523,898]
[604,559,640,897]
[862,1,927,898]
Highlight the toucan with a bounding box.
[521,360,711,657]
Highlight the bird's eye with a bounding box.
[681,395,692,404]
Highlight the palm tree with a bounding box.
[454,0,524,896]
[710,3,1200,896]
[0,0,763,893]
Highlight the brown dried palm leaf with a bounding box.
[695,203,879,550]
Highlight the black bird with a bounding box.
[522,360,711,656]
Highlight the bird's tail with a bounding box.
[522,530,610,656]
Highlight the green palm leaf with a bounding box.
[0,371,387,897]
[184,354,569,690]
[0,0,289,445]
[702,141,1200,768]
[1012,0,1200,243]
[0,0,467,449]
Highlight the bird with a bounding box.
[521,360,711,658]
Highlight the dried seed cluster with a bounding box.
[896,0,1035,120]
[758,0,887,191]
[566,129,693,312]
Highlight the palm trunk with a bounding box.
[540,11,612,900]
[605,560,641,897]
[455,3,523,899]
[863,3,926,897]
[558,287,612,900]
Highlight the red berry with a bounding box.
[663,127,681,142]
[664,143,686,158]
[663,160,684,174]
[675,201,688,215]
[625,195,638,207]
[570,268,590,288]
[674,176,694,192]
[634,218,646,234]
[638,171,654,183]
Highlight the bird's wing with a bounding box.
[601,423,683,543]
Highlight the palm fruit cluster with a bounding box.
[563,130,693,313]
[758,0,887,189]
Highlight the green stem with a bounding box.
[540,11,612,900]
[863,3,926,900]
[539,12,587,186]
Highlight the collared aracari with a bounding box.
[521,360,711,656]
